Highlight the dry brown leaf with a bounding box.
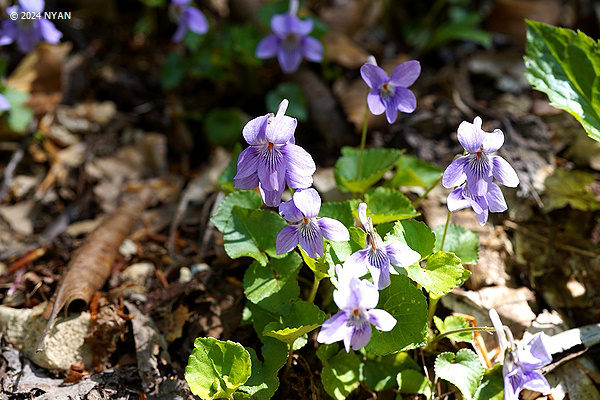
[6,43,72,94]
[323,32,369,68]
[37,188,153,351]
[164,304,190,343]
[319,0,382,36]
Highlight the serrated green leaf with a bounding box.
[266,83,307,121]
[524,20,600,142]
[474,365,504,400]
[316,344,361,400]
[244,252,302,315]
[396,369,432,398]
[217,142,243,192]
[389,155,443,188]
[240,303,288,399]
[223,207,287,266]
[349,187,419,224]
[433,315,474,343]
[236,341,287,400]
[185,338,252,399]
[263,300,327,346]
[334,147,403,193]
[319,201,355,228]
[365,276,428,356]
[406,251,470,296]
[211,190,262,233]
[434,224,479,264]
[385,220,436,260]
[543,168,600,211]
[435,349,484,400]
[363,352,420,391]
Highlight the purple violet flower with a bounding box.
[317,274,396,352]
[360,58,421,124]
[234,99,316,207]
[276,188,349,258]
[343,203,421,290]
[255,0,323,74]
[489,309,552,400]
[169,0,208,42]
[0,0,62,53]
[0,94,10,111]
[447,180,508,226]
[442,116,519,196]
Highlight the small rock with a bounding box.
[0,303,93,371]
[121,262,155,286]
[119,239,138,259]
[178,267,192,283]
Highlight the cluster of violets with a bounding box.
[234,97,413,351]
[442,116,520,225]
[0,0,547,396]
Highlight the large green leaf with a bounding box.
[243,252,302,315]
[334,147,402,193]
[319,201,355,228]
[240,303,289,399]
[365,276,428,356]
[525,20,600,142]
[389,155,443,188]
[434,224,479,264]
[434,349,485,400]
[543,168,600,211]
[263,300,327,346]
[475,365,504,400]
[406,251,470,296]
[349,187,419,224]
[396,369,432,398]
[317,344,361,400]
[433,315,474,343]
[385,220,436,260]
[363,352,420,391]
[185,338,252,399]
[211,190,262,233]
[223,207,287,266]
[235,344,286,400]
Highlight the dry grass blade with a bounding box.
[37,187,152,351]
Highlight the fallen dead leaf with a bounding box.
[125,301,170,394]
[323,31,369,68]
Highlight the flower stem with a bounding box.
[307,276,321,303]
[284,343,295,374]
[355,93,371,181]
[427,295,439,330]
[413,175,442,208]
[429,326,496,347]
[439,210,452,251]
